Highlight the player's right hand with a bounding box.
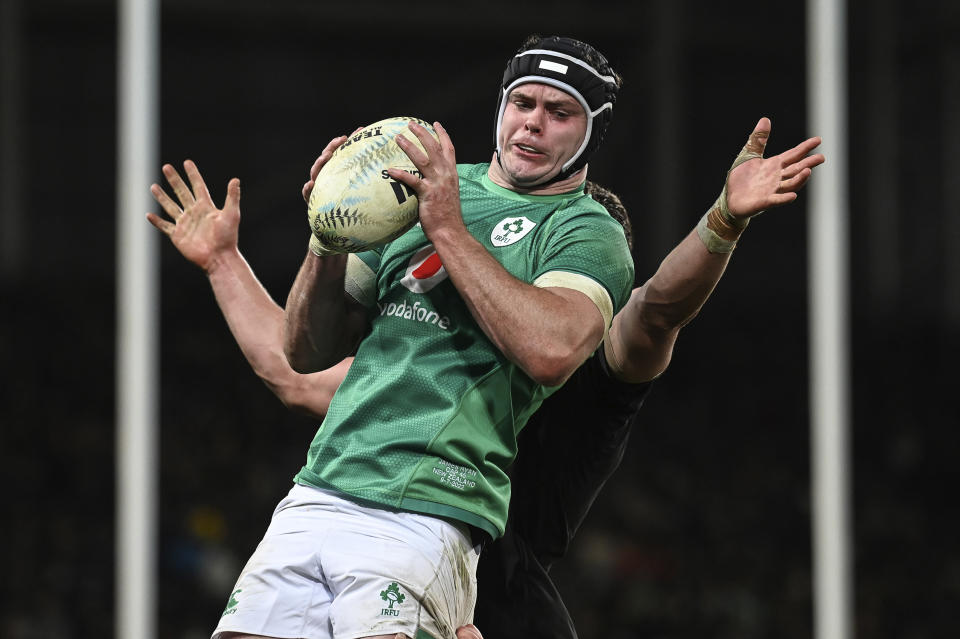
[390,120,466,241]
[147,160,241,274]
[724,117,824,220]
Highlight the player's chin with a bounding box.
[506,164,561,189]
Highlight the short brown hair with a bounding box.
[585,180,632,250]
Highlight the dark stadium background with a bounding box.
[2,0,958,637]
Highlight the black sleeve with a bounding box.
[510,348,652,568]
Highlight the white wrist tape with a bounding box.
[309,234,338,257]
[696,127,766,253]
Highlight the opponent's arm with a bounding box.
[147,159,351,417]
[207,249,353,414]
[606,117,824,383]
[390,121,605,387]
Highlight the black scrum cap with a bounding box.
[494,36,619,182]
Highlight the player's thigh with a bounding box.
[212,487,337,639]
[322,508,478,639]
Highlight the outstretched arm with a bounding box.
[147,159,351,417]
[607,117,824,383]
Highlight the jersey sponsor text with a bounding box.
[378,299,451,330]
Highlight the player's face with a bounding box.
[496,83,588,187]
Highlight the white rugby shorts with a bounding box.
[211,483,479,639]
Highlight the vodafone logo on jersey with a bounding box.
[400,245,448,293]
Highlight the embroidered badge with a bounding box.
[221,588,241,617]
[491,216,536,247]
[380,582,406,616]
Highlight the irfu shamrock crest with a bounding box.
[503,219,524,234]
[491,216,537,247]
[380,582,406,610]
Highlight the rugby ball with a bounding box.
[307,117,438,254]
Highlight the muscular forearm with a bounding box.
[608,227,731,383]
[206,248,344,417]
[430,225,603,387]
[207,247,289,381]
[282,251,363,374]
[639,227,731,330]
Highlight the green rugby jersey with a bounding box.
[294,163,634,538]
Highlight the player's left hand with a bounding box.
[389,120,466,240]
[301,131,361,203]
[724,117,824,220]
[147,160,240,274]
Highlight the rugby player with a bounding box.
[150,108,821,637]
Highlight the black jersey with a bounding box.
[473,348,652,639]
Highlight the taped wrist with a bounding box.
[696,128,766,253]
[696,189,749,253]
[309,233,338,257]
